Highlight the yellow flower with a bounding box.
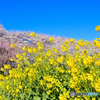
[70,38,75,43]
[49,37,55,43]
[4,64,11,69]
[84,42,89,47]
[0,74,5,80]
[22,46,27,51]
[33,62,37,66]
[95,25,100,32]
[16,88,20,93]
[60,69,64,73]
[6,85,10,90]
[57,56,64,64]
[10,57,15,61]
[61,45,65,48]
[28,48,33,53]
[57,57,61,63]
[75,46,80,50]
[1,67,4,71]
[95,60,100,66]
[59,94,67,100]
[47,83,53,88]
[17,64,22,68]
[23,57,29,60]
[37,41,42,45]
[81,38,84,42]
[37,57,42,62]
[18,56,23,60]
[67,60,74,68]
[30,32,37,38]
[25,67,29,73]
[22,52,27,56]
[30,32,35,36]
[62,47,67,52]
[83,59,88,66]
[93,38,98,44]
[64,40,69,46]
[40,79,45,86]
[83,96,90,100]
[96,42,100,48]
[92,98,96,100]
[33,47,38,53]
[82,49,88,55]
[16,60,20,63]
[77,39,84,46]
[38,45,44,50]
[48,58,54,65]
[16,53,21,58]
[46,50,52,57]
[87,74,93,81]
[63,91,70,98]
[18,85,23,89]
[10,44,17,48]
[46,90,52,95]
[98,52,100,57]
[54,49,59,53]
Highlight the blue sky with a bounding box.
[0,0,100,42]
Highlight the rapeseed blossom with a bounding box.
[95,25,100,32]
[4,64,11,69]
[49,37,55,43]
[0,26,100,100]
[10,44,17,48]
[30,32,37,38]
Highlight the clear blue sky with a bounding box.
[0,0,100,42]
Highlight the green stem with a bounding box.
[86,44,95,57]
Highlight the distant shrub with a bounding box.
[0,39,21,75]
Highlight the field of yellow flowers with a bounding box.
[0,25,100,100]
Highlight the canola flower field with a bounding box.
[0,25,100,100]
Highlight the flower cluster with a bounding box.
[0,28,100,100]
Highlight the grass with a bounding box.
[0,29,100,100]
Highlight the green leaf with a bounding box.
[33,96,41,100]
[42,97,47,100]
[42,92,49,98]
